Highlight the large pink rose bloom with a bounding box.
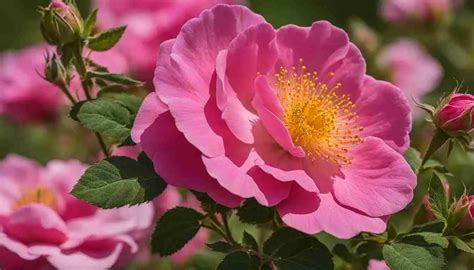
[94,0,240,82]
[378,39,443,118]
[0,45,63,123]
[0,155,153,270]
[132,5,416,238]
[381,0,463,22]
[0,44,128,124]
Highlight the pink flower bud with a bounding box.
[434,93,474,136]
[453,194,474,231]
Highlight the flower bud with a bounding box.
[452,194,474,232]
[40,0,83,46]
[44,53,69,87]
[434,93,474,137]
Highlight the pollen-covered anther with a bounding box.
[274,59,364,166]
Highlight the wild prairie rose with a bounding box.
[0,155,153,270]
[378,39,442,118]
[380,0,463,23]
[93,0,241,82]
[132,5,416,238]
[434,93,474,136]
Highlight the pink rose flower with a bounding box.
[0,45,64,123]
[368,259,390,270]
[93,0,241,82]
[132,5,416,238]
[0,155,154,270]
[434,93,474,136]
[380,0,463,23]
[378,39,443,118]
[0,44,128,123]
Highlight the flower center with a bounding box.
[14,186,56,210]
[274,59,364,166]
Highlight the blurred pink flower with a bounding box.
[0,44,127,124]
[434,93,474,136]
[380,0,463,23]
[93,0,241,82]
[0,155,154,270]
[132,5,416,239]
[378,39,443,118]
[0,45,64,123]
[368,259,390,270]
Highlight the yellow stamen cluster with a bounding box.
[273,59,364,166]
[14,186,56,210]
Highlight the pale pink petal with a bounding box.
[333,137,416,217]
[355,76,411,153]
[368,259,390,270]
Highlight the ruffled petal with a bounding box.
[333,136,416,217]
[131,92,168,143]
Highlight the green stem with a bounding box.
[221,213,237,245]
[420,129,450,169]
[58,83,76,105]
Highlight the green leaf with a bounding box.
[411,221,446,233]
[399,232,449,248]
[151,207,204,256]
[237,199,274,224]
[263,227,333,270]
[82,8,97,38]
[206,241,235,253]
[217,251,260,270]
[77,99,131,141]
[448,236,474,254]
[87,26,126,51]
[88,71,143,86]
[69,100,88,121]
[428,173,449,222]
[99,91,142,115]
[404,147,422,172]
[243,231,259,251]
[191,191,230,214]
[71,156,167,208]
[274,247,333,270]
[382,243,445,270]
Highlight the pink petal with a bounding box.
[247,166,292,206]
[355,76,411,153]
[333,136,416,217]
[0,233,40,260]
[275,21,365,101]
[277,188,386,238]
[131,92,168,143]
[154,5,264,157]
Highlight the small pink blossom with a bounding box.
[380,0,463,23]
[0,155,154,270]
[434,93,474,136]
[93,0,241,82]
[378,39,443,118]
[132,5,416,238]
[368,259,390,270]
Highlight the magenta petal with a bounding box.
[355,76,411,153]
[131,92,168,143]
[154,5,265,157]
[140,111,242,207]
[247,166,292,206]
[277,188,386,238]
[333,137,416,217]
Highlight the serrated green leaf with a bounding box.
[206,241,235,253]
[217,251,260,270]
[100,92,142,115]
[399,232,449,248]
[428,173,449,222]
[404,147,422,172]
[87,26,126,51]
[71,156,167,208]
[151,207,204,256]
[448,236,474,254]
[191,191,230,214]
[263,227,309,257]
[237,199,274,224]
[274,247,333,270]
[88,71,143,86]
[69,100,88,121]
[77,99,131,141]
[382,243,445,270]
[83,8,97,38]
[243,231,259,251]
